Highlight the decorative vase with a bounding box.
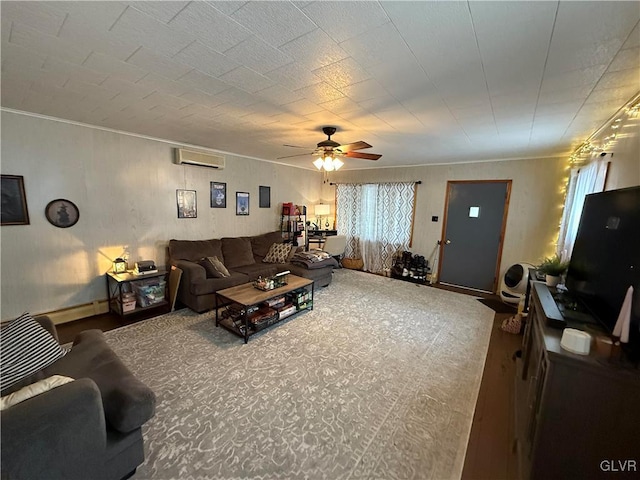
[545,274,561,287]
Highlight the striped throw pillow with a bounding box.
[0,313,67,394]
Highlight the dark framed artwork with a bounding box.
[45,199,79,228]
[259,186,271,208]
[210,181,226,208]
[177,189,197,218]
[236,192,249,215]
[1,175,30,225]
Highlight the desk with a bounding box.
[307,230,337,249]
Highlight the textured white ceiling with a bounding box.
[1,1,639,169]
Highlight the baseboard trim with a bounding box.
[434,282,496,298]
[43,301,110,325]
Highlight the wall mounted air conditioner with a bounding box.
[174,148,225,169]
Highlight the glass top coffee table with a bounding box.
[215,274,314,343]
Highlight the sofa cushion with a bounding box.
[221,237,255,268]
[190,272,249,295]
[0,375,74,411]
[287,263,334,285]
[232,263,280,279]
[251,231,285,260]
[43,329,155,433]
[263,243,292,263]
[169,239,223,262]
[0,313,68,394]
[199,256,230,278]
[0,378,107,480]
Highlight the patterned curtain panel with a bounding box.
[336,182,416,274]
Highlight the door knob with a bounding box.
[445,239,451,245]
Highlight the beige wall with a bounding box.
[3,104,636,320]
[0,111,321,320]
[320,102,640,287]
[323,156,568,283]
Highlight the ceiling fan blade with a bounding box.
[276,152,313,159]
[346,151,382,160]
[283,144,313,149]
[336,141,372,153]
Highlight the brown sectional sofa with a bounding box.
[168,231,336,313]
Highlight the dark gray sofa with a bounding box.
[1,316,155,480]
[169,231,336,313]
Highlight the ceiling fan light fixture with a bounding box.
[299,126,380,170]
[323,156,335,171]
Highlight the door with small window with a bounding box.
[437,180,511,292]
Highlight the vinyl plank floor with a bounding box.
[461,313,522,480]
[57,312,138,344]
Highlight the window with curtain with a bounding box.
[557,158,608,262]
[336,182,416,274]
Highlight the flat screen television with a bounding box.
[564,185,640,357]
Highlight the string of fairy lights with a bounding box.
[551,94,640,255]
[568,95,640,167]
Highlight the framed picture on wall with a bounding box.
[236,192,249,215]
[177,189,197,218]
[45,199,79,228]
[1,175,30,226]
[210,181,226,208]
[259,186,270,208]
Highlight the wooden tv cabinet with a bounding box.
[514,282,640,480]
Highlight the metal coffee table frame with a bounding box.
[215,274,314,343]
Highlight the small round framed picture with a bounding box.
[45,199,79,228]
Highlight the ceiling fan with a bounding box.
[277,127,382,171]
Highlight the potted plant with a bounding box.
[537,254,569,287]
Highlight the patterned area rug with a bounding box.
[105,270,494,480]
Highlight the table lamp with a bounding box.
[315,204,330,229]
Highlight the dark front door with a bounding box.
[438,180,511,292]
